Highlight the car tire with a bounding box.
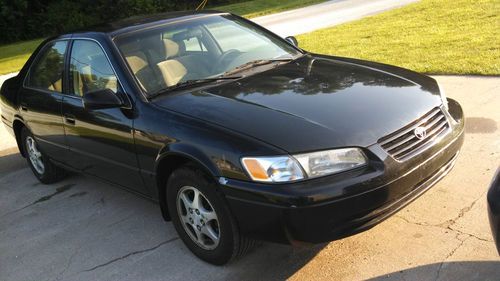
[167,165,253,265]
[21,127,66,184]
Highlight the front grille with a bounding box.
[379,107,450,161]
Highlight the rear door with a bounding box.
[61,39,145,193]
[20,40,69,162]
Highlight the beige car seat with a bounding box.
[156,39,189,87]
[122,41,163,92]
[48,79,62,92]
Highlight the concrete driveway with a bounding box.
[0,73,18,151]
[252,0,419,36]
[0,75,499,281]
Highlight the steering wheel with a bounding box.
[212,49,242,73]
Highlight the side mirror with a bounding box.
[83,88,123,110]
[285,36,299,47]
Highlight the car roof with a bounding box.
[70,10,228,38]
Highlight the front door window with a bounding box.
[69,40,118,97]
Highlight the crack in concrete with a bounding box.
[395,189,493,244]
[434,234,469,281]
[447,226,492,243]
[106,213,134,228]
[82,237,179,273]
[55,243,84,281]
[436,191,487,229]
[395,216,432,227]
[54,209,102,281]
[396,211,493,281]
[395,215,493,243]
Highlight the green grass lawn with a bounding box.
[0,39,44,75]
[0,0,326,75]
[297,0,500,75]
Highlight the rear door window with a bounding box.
[26,41,68,93]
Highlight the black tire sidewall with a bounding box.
[167,167,238,265]
[21,127,62,183]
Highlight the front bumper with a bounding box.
[220,99,465,244]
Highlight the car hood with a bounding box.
[153,54,442,153]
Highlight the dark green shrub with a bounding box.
[0,0,246,44]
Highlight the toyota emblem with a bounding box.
[414,127,427,140]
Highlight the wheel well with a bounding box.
[13,120,25,157]
[156,154,198,221]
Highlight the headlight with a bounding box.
[294,148,367,179]
[241,148,367,183]
[438,83,448,109]
[241,156,304,182]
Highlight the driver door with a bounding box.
[61,39,145,193]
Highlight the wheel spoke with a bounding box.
[199,208,217,222]
[193,225,203,242]
[179,193,192,210]
[192,189,201,209]
[201,225,219,243]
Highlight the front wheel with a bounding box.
[167,166,253,265]
[21,127,66,184]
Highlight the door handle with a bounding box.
[64,114,76,125]
[20,103,28,112]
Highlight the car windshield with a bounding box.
[114,14,302,95]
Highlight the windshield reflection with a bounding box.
[114,14,301,95]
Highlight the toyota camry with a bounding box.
[0,11,465,265]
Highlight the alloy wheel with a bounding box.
[26,136,45,174]
[176,185,220,250]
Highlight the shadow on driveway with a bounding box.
[368,261,500,281]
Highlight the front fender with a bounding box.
[153,142,222,222]
[155,142,221,179]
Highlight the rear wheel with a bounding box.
[167,165,253,265]
[21,127,66,184]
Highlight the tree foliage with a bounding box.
[0,0,236,43]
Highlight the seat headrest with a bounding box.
[157,59,186,87]
[163,39,180,59]
[125,52,148,74]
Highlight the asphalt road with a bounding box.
[251,0,419,36]
[0,75,499,281]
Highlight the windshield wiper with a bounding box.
[223,58,294,76]
[149,75,242,99]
